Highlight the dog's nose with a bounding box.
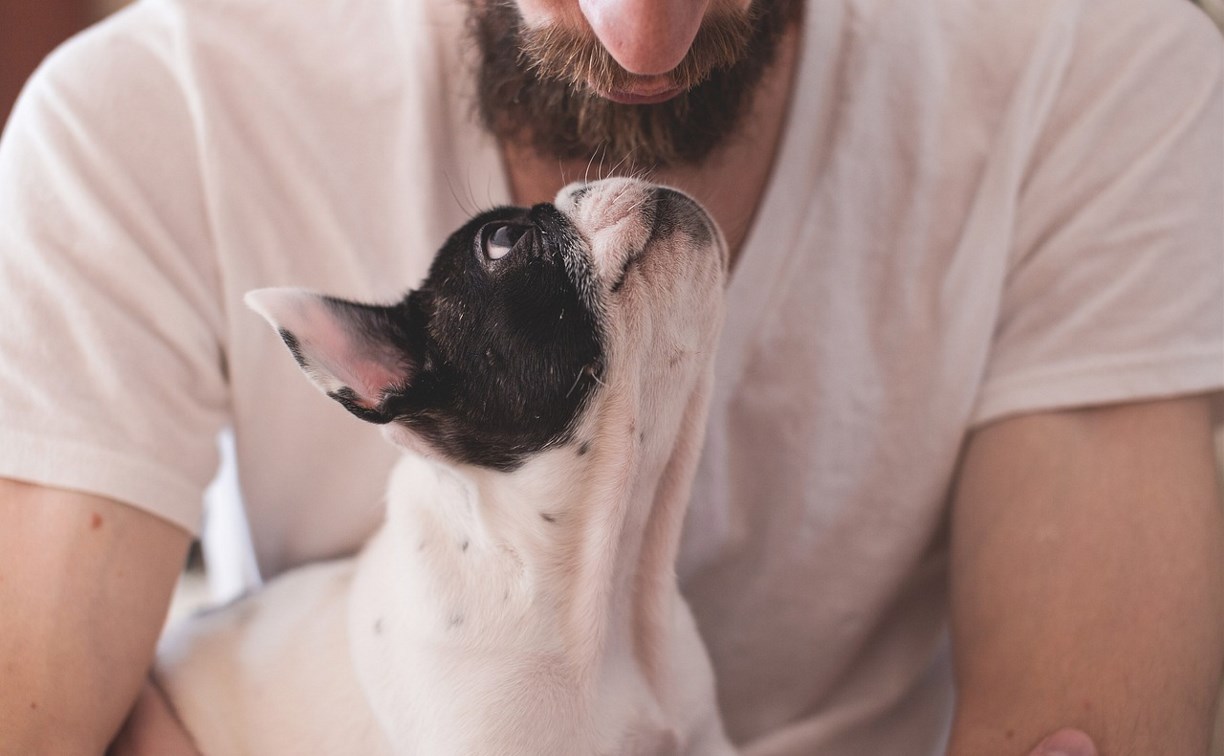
[557,178,652,222]
[556,178,658,282]
[556,178,663,242]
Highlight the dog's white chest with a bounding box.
[345,454,671,754]
[155,560,393,755]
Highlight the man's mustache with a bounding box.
[516,0,755,94]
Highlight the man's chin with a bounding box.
[597,85,686,106]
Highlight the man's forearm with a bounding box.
[948,686,1219,756]
[109,679,203,756]
[946,398,1224,755]
[0,480,189,754]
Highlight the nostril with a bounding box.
[578,179,656,232]
[568,185,593,204]
[610,186,658,231]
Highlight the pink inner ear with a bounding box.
[246,288,409,409]
[308,324,407,408]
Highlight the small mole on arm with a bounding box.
[541,513,557,524]
[90,513,103,530]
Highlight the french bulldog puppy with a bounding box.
[155,177,734,755]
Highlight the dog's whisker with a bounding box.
[586,363,606,387]
[622,196,649,218]
[567,361,607,399]
[565,371,583,398]
[609,151,634,179]
[583,149,599,185]
[481,174,491,209]
[443,170,475,217]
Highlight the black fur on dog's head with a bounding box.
[248,178,725,472]
[248,204,605,472]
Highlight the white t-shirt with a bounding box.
[1,0,1221,752]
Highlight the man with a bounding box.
[0,0,1220,753]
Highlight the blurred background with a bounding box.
[1,0,125,125]
[2,0,1223,751]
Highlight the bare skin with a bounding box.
[948,396,1224,755]
[0,480,189,755]
[107,680,200,756]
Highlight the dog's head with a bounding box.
[247,178,726,471]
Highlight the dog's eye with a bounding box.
[482,224,528,261]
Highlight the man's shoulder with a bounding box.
[814,0,1221,148]
[844,0,1220,81]
[815,0,1062,117]
[28,0,450,118]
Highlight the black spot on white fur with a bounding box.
[277,329,307,369]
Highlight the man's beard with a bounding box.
[471,0,801,171]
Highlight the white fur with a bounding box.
[156,178,733,755]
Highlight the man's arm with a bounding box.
[947,396,1224,755]
[0,478,190,754]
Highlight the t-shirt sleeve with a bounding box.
[0,8,227,533]
[971,0,1224,427]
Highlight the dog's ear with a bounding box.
[245,288,414,424]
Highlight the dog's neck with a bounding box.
[346,345,715,754]
[346,368,713,751]
[378,357,712,688]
